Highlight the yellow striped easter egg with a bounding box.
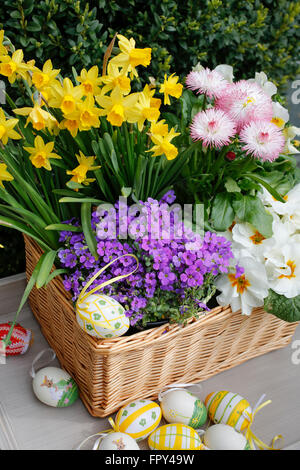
[148,424,204,450]
[115,399,161,441]
[205,391,252,432]
[76,293,129,339]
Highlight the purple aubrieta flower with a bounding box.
[58,193,233,325]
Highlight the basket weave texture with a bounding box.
[24,234,298,417]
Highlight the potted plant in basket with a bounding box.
[0,29,299,415]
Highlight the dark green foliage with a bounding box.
[264,289,300,322]
[0,0,299,89]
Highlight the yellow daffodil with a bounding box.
[159,73,183,105]
[32,59,60,90]
[14,102,58,131]
[0,49,31,84]
[77,66,102,96]
[0,108,21,145]
[68,94,101,130]
[149,119,169,137]
[0,30,8,56]
[24,135,61,171]
[66,151,100,186]
[49,78,83,115]
[147,127,180,160]
[110,34,151,78]
[101,63,131,96]
[96,86,139,127]
[0,163,13,188]
[127,85,160,131]
[60,112,81,137]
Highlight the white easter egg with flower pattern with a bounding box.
[76,293,129,339]
[97,432,140,450]
[115,399,162,442]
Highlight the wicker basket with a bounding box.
[24,234,298,418]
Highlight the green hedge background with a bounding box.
[0,0,300,277]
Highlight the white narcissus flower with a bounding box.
[259,184,300,231]
[282,126,300,155]
[214,64,234,83]
[249,71,277,97]
[216,257,269,316]
[271,102,289,129]
[264,242,300,298]
[231,222,271,261]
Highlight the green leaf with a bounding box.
[36,250,58,288]
[232,194,273,238]
[2,254,45,347]
[45,223,83,232]
[45,269,69,286]
[225,177,241,193]
[243,173,286,203]
[0,215,52,251]
[264,290,300,322]
[81,202,98,260]
[59,197,104,204]
[210,193,235,231]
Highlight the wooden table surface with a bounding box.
[1,274,300,450]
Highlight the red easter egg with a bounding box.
[0,323,33,355]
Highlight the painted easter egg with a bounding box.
[161,389,207,428]
[0,323,32,355]
[205,391,252,431]
[97,432,140,450]
[115,399,162,441]
[76,293,130,339]
[203,424,250,450]
[148,424,204,450]
[32,366,79,407]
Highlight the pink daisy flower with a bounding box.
[185,68,229,98]
[190,108,236,148]
[240,121,285,162]
[215,80,273,131]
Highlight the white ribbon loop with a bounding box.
[158,382,203,401]
[30,348,56,378]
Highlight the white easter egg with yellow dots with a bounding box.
[76,293,130,339]
[115,399,162,442]
[148,423,204,450]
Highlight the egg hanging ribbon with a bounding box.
[76,253,139,305]
[30,348,56,378]
[158,382,202,401]
[243,394,283,450]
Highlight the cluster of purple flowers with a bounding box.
[58,191,233,325]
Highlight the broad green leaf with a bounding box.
[264,290,300,322]
[45,269,69,286]
[45,223,83,232]
[211,193,235,231]
[225,177,241,193]
[232,194,273,238]
[0,215,52,251]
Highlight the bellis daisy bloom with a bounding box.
[216,80,273,131]
[240,121,285,162]
[185,67,229,98]
[190,108,236,148]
